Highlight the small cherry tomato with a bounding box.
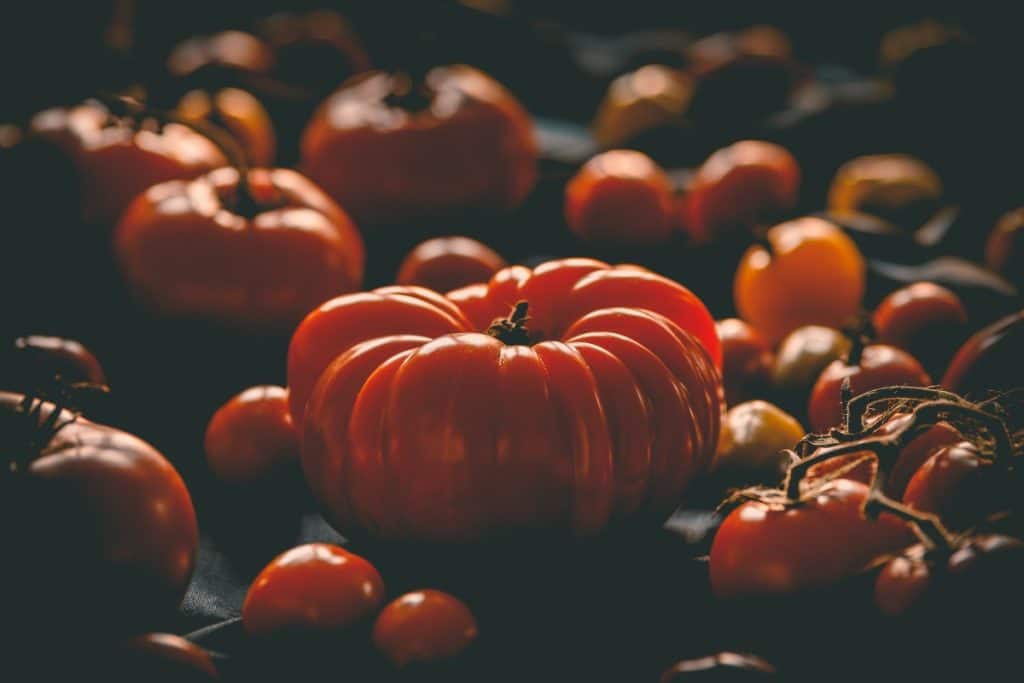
[807,344,931,433]
[902,441,1004,530]
[984,207,1024,289]
[941,310,1024,397]
[114,633,219,682]
[771,325,851,398]
[683,140,800,244]
[875,534,1024,619]
[827,154,942,229]
[176,88,276,167]
[396,236,507,293]
[565,150,675,245]
[372,590,478,668]
[242,543,385,637]
[204,385,297,484]
[592,65,693,148]
[302,66,536,224]
[709,479,914,598]
[716,318,774,406]
[8,335,107,387]
[713,400,803,485]
[734,217,866,343]
[872,281,967,378]
[661,652,776,681]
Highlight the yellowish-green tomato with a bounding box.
[772,325,852,396]
[592,65,693,148]
[714,400,805,483]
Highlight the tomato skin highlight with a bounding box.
[241,543,385,637]
[396,236,507,293]
[204,385,297,484]
[709,479,914,599]
[372,590,479,668]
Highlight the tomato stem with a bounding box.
[486,301,532,346]
[842,310,875,367]
[863,490,953,551]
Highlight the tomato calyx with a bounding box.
[839,310,876,367]
[1,381,107,478]
[785,385,1015,499]
[382,71,438,113]
[485,300,532,346]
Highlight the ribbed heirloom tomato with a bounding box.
[291,258,722,541]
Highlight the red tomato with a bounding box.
[167,30,275,83]
[683,140,800,243]
[10,335,107,386]
[715,318,774,406]
[564,150,675,245]
[2,391,198,629]
[204,385,297,484]
[292,258,722,541]
[902,442,997,530]
[396,236,507,293]
[372,590,479,668]
[116,633,220,681]
[807,344,931,433]
[177,88,276,167]
[941,310,1024,398]
[242,543,385,637]
[30,100,226,225]
[114,167,364,329]
[985,207,1024,289]
[302,66,536,224]
[709,479,914,598]
[872,282,967,377]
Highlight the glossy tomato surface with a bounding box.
[114,167,364,328]
[710,479,914,598]
[242,543,385,636]
[204,385,297,484]
[396,236,507,293]
[372,590,479,668]
[292,258,722,541]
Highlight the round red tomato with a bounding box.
[901,441,1004,530]
[8,335,107,387]
[709,479,914,598]
[2,391,198,631]
[242,543,385,637]
[30,100,226,225]
[715,318,773,406]
[292,258,722,541]
[683,140,800,244]
[302,66,536,224]
[114,633,220,681]
[396,236,507,293]
[204,385,297,484]
[872,281,967,377]
[372,590,479,668]
[114,167,364,329]
[564,150,675,245]
[176,87,276,167]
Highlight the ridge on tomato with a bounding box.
[289,258,722,541]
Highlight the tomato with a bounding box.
[113,633,220,682]
[709,479,914,598]
[176,88,276,166]
[875,534,1024,618]
[734,217,866,344]
[302,66,536,224]
[114,167,364,329]
[683,141,800,244]
[372,590,478,668]
[872,282,967,377]
[293,258,722,541]
[7,335,107,388]
[166,30,275,85]
[565,150,675,245]
[807,344,931,433]
[827,154,942,229]
[941,310,1024,398]
[713,400,803,485]
[591,65,693,148]
[660,652,776,681]
[204,385,297,484]
[771,325,851,398]
[242,543,385,637]
[715,318,773,406]
[396,236,507,293]
[985,207,1024,289]
[30,100,225,226]
[902,441,1005,530]
[1,391,198,632]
